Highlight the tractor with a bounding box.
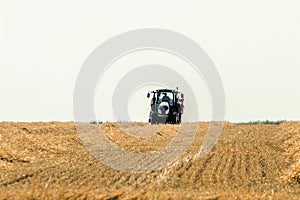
[147,88,184,124]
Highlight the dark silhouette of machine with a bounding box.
[147,88,184,124]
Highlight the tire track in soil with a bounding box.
[249,152,261,183]
[0,156,30,164]
[229,133,239,184]
[192,153,215,184]
[234,153,247,182]
[1,163,60,187]
[216,150,231,184]
[235,141,247,183]
[211,152,225,184]
[245,154,251,178]
[2,173,35,187]
[259,156,267,182]
[227,153,237,183]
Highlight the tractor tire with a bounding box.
[151,115,157,124]
[177,114,182,124]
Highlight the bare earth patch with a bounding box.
[0,122,299,199]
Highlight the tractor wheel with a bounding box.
[151,115,157,124]
[177,114,182,124]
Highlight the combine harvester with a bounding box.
[147,88,184,124]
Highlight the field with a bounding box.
[0,121,299,199]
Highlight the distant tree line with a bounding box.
[236,120,286,125]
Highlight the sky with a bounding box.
[1,0,300,122]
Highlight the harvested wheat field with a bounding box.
[0,121,299,199]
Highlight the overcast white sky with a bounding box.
[1,0,299,122]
